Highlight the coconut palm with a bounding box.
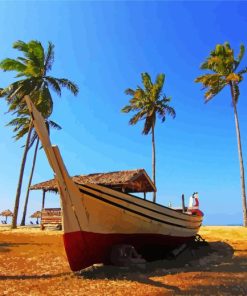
[6,109,62,227]
[122,72,176,202]
[195,42,247,227]
[6,113,62,226]
[0,40,78,228]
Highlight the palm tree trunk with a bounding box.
[152,124,156,203]
[20,138,39,226]
[233,104,247,226]
[230,83,247,227]
[11,122,33,229]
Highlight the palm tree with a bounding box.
[195,42,247,227]
[5,114,62,226]
[0,40,79,228]
[122,72,176,203]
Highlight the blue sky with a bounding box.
[0,1,246,225]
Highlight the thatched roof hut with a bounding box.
[0,209,13,223]
[30,211,41,218]
[30,169,156,194]
[30,210,41,224]
[0,209,13,217]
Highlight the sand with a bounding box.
[0,226,247,295]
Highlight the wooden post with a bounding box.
[182,194,185,212]
[41,190,46,230]
[42,190,46,210]
[144,192,146,200]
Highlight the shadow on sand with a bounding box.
[0,242,31,253]
[0,242,50,253]
[74,241,236,292]
[0,272,71,281]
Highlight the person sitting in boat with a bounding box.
[187,192,203,216]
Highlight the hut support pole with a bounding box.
[182,194,185,212]
[42,190,46,210]
[144,192,146,200]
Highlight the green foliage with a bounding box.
[0,39,78,143]
[6,110,61,149]
[121,72,175,135]
[0,40,79,119]
[195,42,247,103]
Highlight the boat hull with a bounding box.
[63,230,195,271]
[62,183,203,271]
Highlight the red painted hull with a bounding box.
[63,230,195,271]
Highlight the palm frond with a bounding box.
[163,105,176,120]
[34,85,53,117]
[44,42,54,73]
[204,84,225,103]
[13,40,44,76]
[129,109,146,125]
[53,78,79,95]
[28,40,45,68]
[141,72,152,92]
[156,96,176,122]
[25,40,44,71]
[155,73,165,89]
[0,58,26,73]
[47,120,62,130]
[14,125,31,142]
[134,87,146,100]
[15,73,27,78]
[45,76,79,95]
[129,96,146,111]
[195,73,220,84]
[1,81,27,103]
[121,105,132,113]
[13,40,29,54]
[17,56,28,63]
[235,44,245,71]
[6,116,30,131]
[142,114,154,135]
[237,67,247,76]
[200,59,210,70]
[149,74,165,102]
[124,88,135,96]
[45,76,61,96]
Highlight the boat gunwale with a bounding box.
[76,183,203,223]
[78,186,202,230]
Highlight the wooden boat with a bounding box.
[25,96,203,271]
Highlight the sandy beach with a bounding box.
[0,226,247,295]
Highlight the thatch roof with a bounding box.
[30,211,41,218]
[0,209,13,217]
[30,169,156,193]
